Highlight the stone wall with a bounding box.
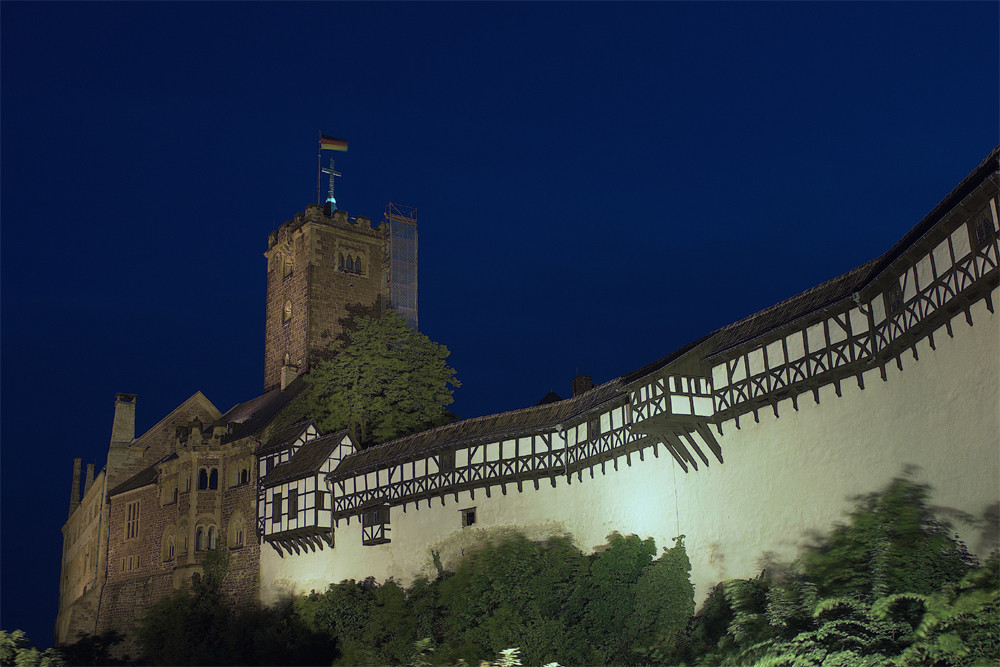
[263,205,385,391]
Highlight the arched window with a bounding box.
[239,467,249,485]
[338,253,345,269]
[282,300,292,324]
[282,254,293,278]
[283,352,291,365]
[346,255,354,272]
[229,513,246,549]
[161,529,175,562]
[355,256,362,273]
[208,525,218,550]
[177,520,188,554]
[196,526,206,551]
[209,468,218,490]
[198,469,208,490]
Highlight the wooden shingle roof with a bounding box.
[106,453,177,498]
[704,146,998,359]
[256,419,317,456]
[261,430,349,488]
[329,379,626,479]
[219,375,308,444]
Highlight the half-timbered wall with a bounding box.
[711,191,998,426]
[262,287,998,606]
[257,424,319,480]
[262,173,998,609]
[263,477,328,535]
[327,402,648,523]
[260,433,354,555]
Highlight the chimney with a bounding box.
[84,463,95,495]
[111,393,136,444]
[69,458,82,516]
[571,375,593,397]
[281,363,299,390]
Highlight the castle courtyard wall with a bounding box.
[261,290,999,606]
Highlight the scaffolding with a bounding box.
[382,202,418,329]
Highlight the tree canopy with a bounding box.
[306,311,459,446]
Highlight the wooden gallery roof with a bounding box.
[329,145,999,481]
[329,379,627,480]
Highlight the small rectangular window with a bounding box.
[438,451,455,472]
[271,493,282,523]
[460,507,477,527]
[588,418,601,440]
[361,504,390,546]
[885,282,903,314]
[316,491,325,511]
[288,489,298,517]
[973,211,993,245]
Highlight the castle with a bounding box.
[57,149,1000,651]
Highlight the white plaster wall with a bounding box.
[261,292,999,607]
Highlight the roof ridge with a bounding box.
[358,377,625,455]
[717,256,880,336]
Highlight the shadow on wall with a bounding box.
[930,500,1000,556]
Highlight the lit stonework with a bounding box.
[58,149,999,653]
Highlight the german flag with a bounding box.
[320,134,348,151]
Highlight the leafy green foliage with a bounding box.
[287,532,696,666]
[125,476,995,666]
[54,631,127,666]
[0,631,65,667]
[438,534,591,665]
[307,310,459,445]
[802,476,976,600]
[136,548,334,665]
[668,476,997,667]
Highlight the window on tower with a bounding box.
[283,301,292,324]
[283,254,293,278]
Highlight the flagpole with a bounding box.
[316,131,322,205]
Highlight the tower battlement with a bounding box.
[263,204,389,391]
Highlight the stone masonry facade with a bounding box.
[59,199,391,650]
[263,204,386,391]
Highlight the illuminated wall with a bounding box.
[261,155,999,607]
[261,291,998,605]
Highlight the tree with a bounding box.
[0,630,65,667]
[306,310,459,446]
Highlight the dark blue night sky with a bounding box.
[2,1,996,646]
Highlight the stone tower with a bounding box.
[263,204,386,391]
